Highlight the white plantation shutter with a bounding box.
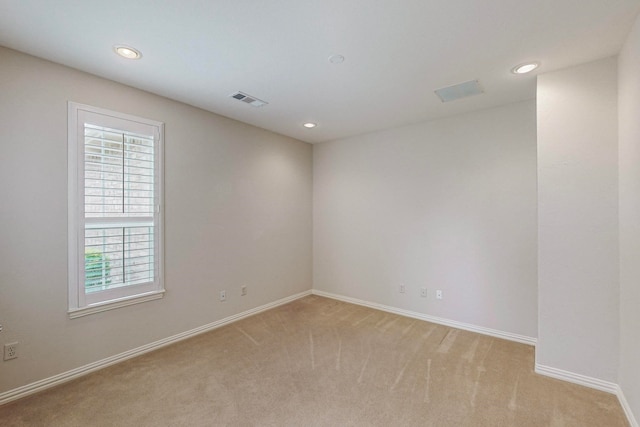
[68,103,164,316]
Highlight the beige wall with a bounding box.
[0,47,313,394]
[619,13,640,423]
[536,57,619,382]
[313,101,538,338]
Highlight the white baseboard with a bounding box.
[0,290,312,406]
[535,363,639,427]
[311,289,537,346]
[617,385,639,427]
[534,363,618,394]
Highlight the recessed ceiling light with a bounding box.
[303,122,317,129]
[113,45,142,60]
[512,62,539,74]
[329,54,345,64]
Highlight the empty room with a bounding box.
[1,1,640,426]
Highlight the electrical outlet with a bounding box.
[4,342,18,361]
[220,290,226,302]
[436,290,443,300]
[420,287,427,297]
[399,284,406,294]
[241,285,247,296]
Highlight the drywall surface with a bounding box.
[537,57,619,382]
[0,47,312,393]
[313,101,538,338]
[619,13,640,422]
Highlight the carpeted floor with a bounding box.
[0,295,629,426]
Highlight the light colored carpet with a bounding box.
[0,295,629,426]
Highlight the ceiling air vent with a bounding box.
[434,80,484,103]
[230,91,268,107]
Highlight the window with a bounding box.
[68,103,164,317]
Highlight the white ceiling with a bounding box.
[1,0,639,144]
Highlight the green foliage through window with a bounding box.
[85,248,111,290]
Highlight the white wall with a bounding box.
[313,101,538,338]
[619,13,640,421]
[536,57,619,382]
[0,47,312,394]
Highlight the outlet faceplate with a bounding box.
[241,285,247,296]
[4,342,18,361]
[420,287,427,297]
[220,290,226,302]
[399,284,406,294]
[436,290,443,300]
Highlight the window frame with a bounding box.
[68,102,165,318]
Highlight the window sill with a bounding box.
[68,290,165,319]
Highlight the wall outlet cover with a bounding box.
[4,342,18,361]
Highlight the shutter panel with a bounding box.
[83,123,156,292]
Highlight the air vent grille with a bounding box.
[230,91,268,108]
[434,80,484,103]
